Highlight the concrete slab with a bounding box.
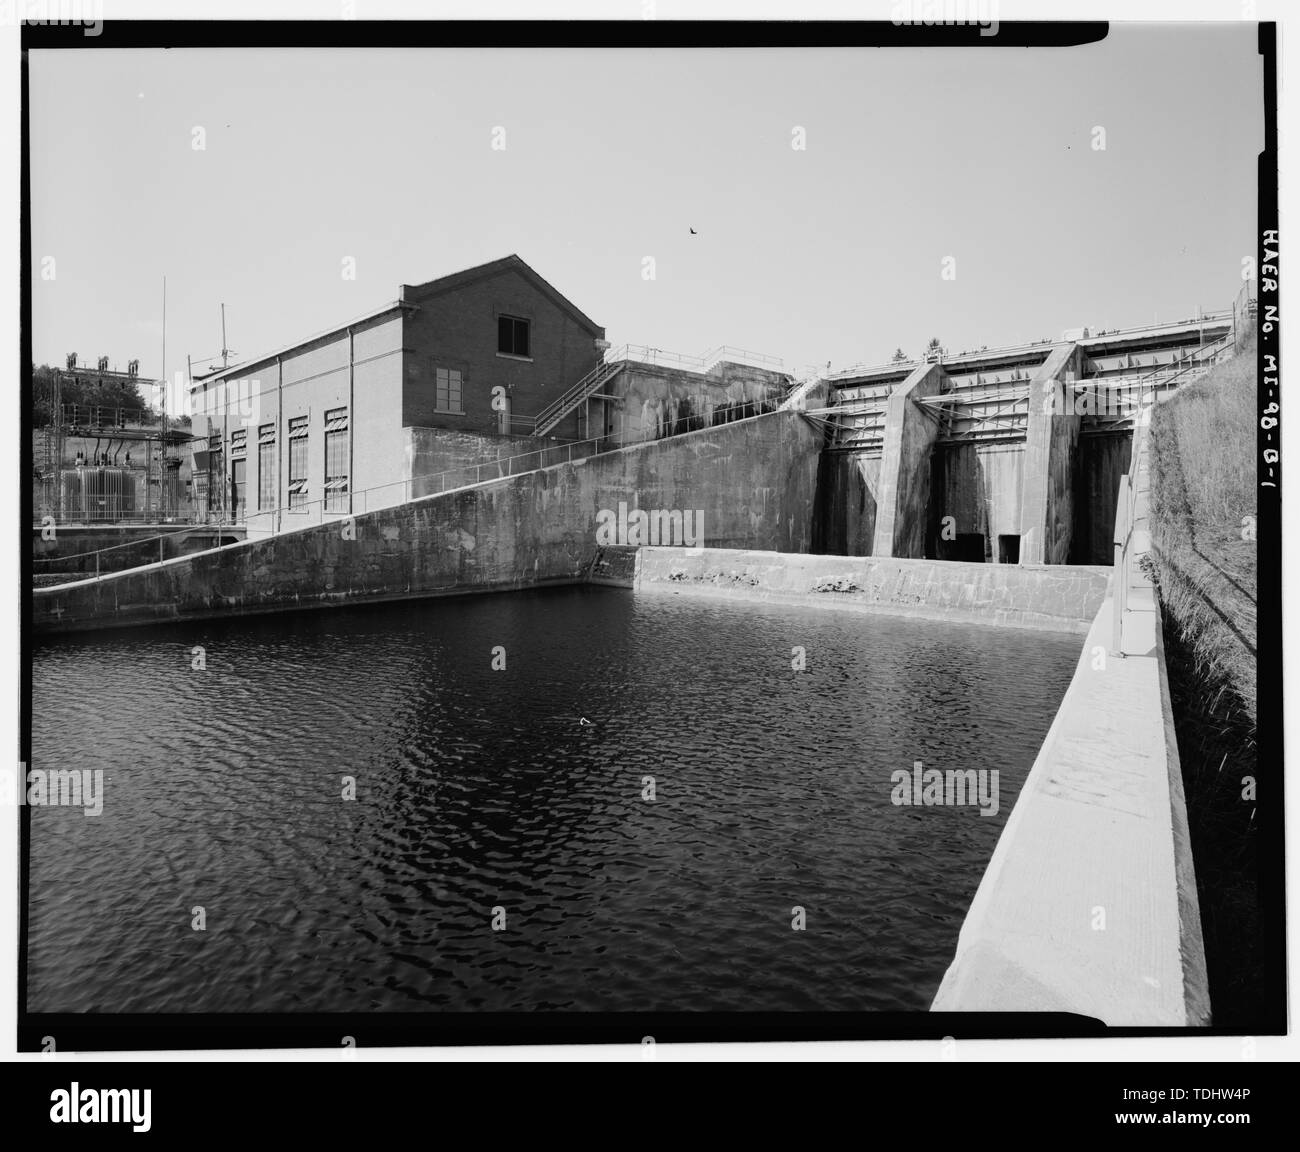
[636,547,1109,633]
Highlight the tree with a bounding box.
[926,337,943,352]
[890,348,908,363]
[31,364,149,426]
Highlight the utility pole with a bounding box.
[53,368,63,522]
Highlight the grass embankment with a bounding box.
[1146,337,1260,1027]
[1148,345,1257,720]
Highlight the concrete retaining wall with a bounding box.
[931,416,1208,1025]
[635,547,1109,633]
[32,524,245,576]
[929,588,1209,1024]
[606,361,788,448]
[404,426,543,498]
[34,409,823,634]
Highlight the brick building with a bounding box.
[190,254,607,536]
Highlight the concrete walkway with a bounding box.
[931,413,1210,1025]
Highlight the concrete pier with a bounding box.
[871,361,948,558]
[1020,343,1086,564]
[930,416,1209,1025]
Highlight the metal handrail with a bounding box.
[828,311,1235,382]
[608,343,784,373]
[32,523,234,566]
[1110,410,1153,654]
[34,431,621,570]
[532,359,625,436]
[527,341,788,437]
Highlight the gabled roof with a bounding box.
[195,255,604,388]
[400,254,604,337]
[193,299,409,386]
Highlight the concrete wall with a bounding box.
[1068,432,1132,566]
[601,362,788,448]
[812,450,879,556]
[32,524,244,578]
[1020,343,1085,564]
[932,442,1024,562]
[636,547,1108,633]
[33,409,824,634]
[403,426,543,500]
[872,362,947,558]
[401,266,603,440]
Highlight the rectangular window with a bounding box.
[288,416,309,508]
[324,407,349,513]
[435,366,463,414]
[209,445,224,515]
[497,315,530,358]
[231,457,247,521]
[258,424,276,511]
[229,430,247,520]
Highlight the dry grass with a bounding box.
[1147,340,1257,722]
[1146,334,1262,1026]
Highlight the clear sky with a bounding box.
[29,26,1262,410]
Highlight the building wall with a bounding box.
[192,312,405,537]
[400,267,603,441]
[190,260,606,537]
[404,426,545,500]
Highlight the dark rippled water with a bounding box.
[28,588,1080,1013]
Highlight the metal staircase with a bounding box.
[533,359,626,437]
